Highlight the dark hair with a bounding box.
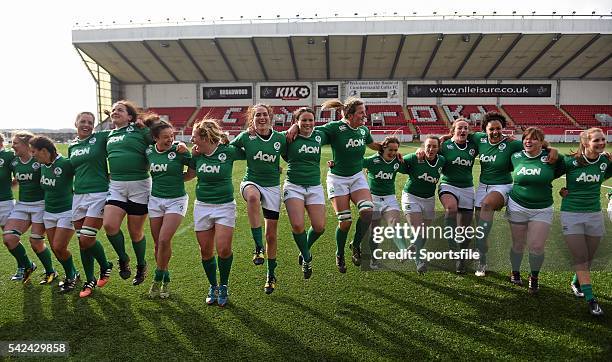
[424,135,441,147]
[29,136,57,159]
[379,136,400,156]
[292,107,316,123]
[104,100,141,122]
[149,119,174,139]
[75,111,95,123]
[481,111,506,131]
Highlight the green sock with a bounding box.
[529,253,544,277]
[414,236,426,262]
[292,232,311,262]
[352,215,371,249]
[9,243,31,268]
[251,227,263,250]
[79,248,95,282]
[90,240,110,270]
[306,227,324,248]
[510,249,523,272]
[582,284,594,302]
[59,255,76,279]
[201,258,217,286]
[218,254,233,286]
[154,268,165,282]
[444,215,458,250]
[107,231,129,262]
[164,270,170,283]
[35,247,55,274]
[476,218,493,263]
[572,273,579,285]
[132,237,147,266]
[335,227,349,257]
[267,258,277,278]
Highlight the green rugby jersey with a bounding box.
[189,144,245,204]
[68,131,110,194]
[439,139,478,188]
[106,123,153,181]
[0,148,15,201]
[282,129,328,187]
[401,153,446,198]
[230,130,286,187]
[561,154,611,212]
[363,154,402,196]
[509,150,564,209]
[40,155,74,213]
[470,132,523,185]
[147,144,192,199]
[10,156,44,202]
[316,121,374,177]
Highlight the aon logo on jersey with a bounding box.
[375,171,393,180]
[345,138,365,148]
[150,163,168,172]
[418,173,438,183]
[108,135,125,144]
[299,145,319,154]
[516,167,541,176]
[452,157,472,166]
[480,155,496,163]
[254,151,277,162]
[15,173,33,181]
[71,147,90,157]
[576,172,600,183]
[40,175,56,187]
[198,163,220,173]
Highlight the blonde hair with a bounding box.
[193,119,229,145]
[450,117,470,135]
[13,131,35,146]
[321,97,364,120]
[246,104,274,129]
[572,127,605,166]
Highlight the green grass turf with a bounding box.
[0,143,610,360]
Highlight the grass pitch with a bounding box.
[0,143,610,360]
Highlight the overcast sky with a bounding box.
[1,0,609,129]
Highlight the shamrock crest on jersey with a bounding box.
[126,125,135,132]
[447,144,454,150]
[146,148,153,155]
[168,152,176,160]
[54,167,62,176]
[393,163,400,170]
[540,155,548,163]
[89,137,97,144]
[600,163,608,171]
[32,162,40,170]
[218,153,227,162]
[274,142,281,151]
[11,159,18,167]
[315,135,321,143]
[469,149,476,156]
[498,143,506,151]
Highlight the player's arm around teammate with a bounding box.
[281,107,327,279]
[559,128,610,316]
[103,100,157,286]
[3,131,55,284]
[69,112,114,297]
[145,120,191,299]
[30,136,79,293]
[186,120,243,307]
[288,98,380,273]
[505,127,564,295]
[362,136,404,269]
[437,119,478,274]
[400,136,446,273]
[230,104,285,294]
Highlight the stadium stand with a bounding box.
[561,105,612,128]
[441,105,500,124]
[146,107,197,128]
[502,105,574,134]
[407,105,449,135]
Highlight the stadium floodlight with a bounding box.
[512,11,516,15]
[572,11,576,14]
[592,11,596,15]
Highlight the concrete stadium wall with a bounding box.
[124,85,144,106]
[145,84,198,107]
[559,81,612,105]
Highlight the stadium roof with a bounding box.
[72,17,612,83]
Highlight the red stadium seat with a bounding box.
[502,105,573,129]
[561,105,612,128]
[146,107,197,128]
[407,105,449,135]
